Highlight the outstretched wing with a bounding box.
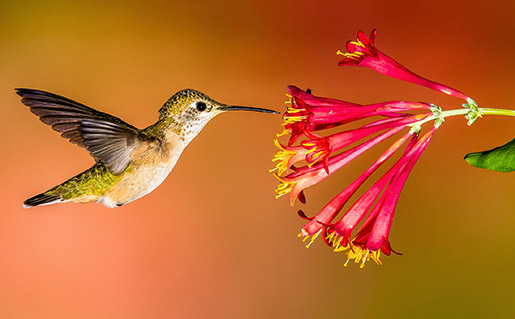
[17,88,155,175]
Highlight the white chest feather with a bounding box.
[99,139,186,207]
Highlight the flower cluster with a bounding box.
[272,30,476,267]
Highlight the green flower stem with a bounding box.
[480,108,515,117]
[414,107,515,128]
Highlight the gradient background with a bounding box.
[1,1,514,318]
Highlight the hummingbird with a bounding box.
[18,88,278,208]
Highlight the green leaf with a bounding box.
[465,138,515,172]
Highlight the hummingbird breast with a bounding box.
[99,137,186,207]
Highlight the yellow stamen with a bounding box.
[359,251,369,269]
[336,38,366,56]
[270,154,290,175]
[312,150,325,160]
[334,245,350,253]
[286,106,305,114]
[270,139,299,176]
[304,147,316,154]
[274,182,294,199]
[326,233,349,252]
[276,129,290,137]
[303,145,327,168]
[343,243,383,268]
[299,228,323,249]
[336,49,366,60]
[283,115,306,125]
[272,173,295,199]
[326,231,336,243]
[333,237,346,252]
[349,39,366,48]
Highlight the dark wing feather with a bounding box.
[16,88,154,175]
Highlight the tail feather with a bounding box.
[23,192,62,208]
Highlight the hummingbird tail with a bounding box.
[23,192,62,208]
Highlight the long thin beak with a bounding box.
[221,104,279,114]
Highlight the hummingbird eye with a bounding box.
[195,101,207,112]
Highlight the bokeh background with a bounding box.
[1,0,514,318]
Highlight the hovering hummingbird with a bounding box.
[18,88,278,208]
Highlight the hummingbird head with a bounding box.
[159,89,278,142]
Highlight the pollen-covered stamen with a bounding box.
[337,49,366,61]
[281,96,314,146]
[270,139,307,175]
[281,94,312,130]
[347,38,366,49]
[298,228,323,248]
[275,128,290,138]
[283,100,309,119]
[285,105,306,113]
[344,244,382,268]
[326,232,350,252]
[283,114,308,125]
[301,137,331,167]
[273,174,296,199]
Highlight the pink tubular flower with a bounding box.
[272,29,480,268]
[274,109,428,205]
[273,86,441,267]
[299,131,413,243]
[338,30,469,101]
[282,85,432,146]
[330,128,436,267]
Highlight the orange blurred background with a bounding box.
[1,0,514,318]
